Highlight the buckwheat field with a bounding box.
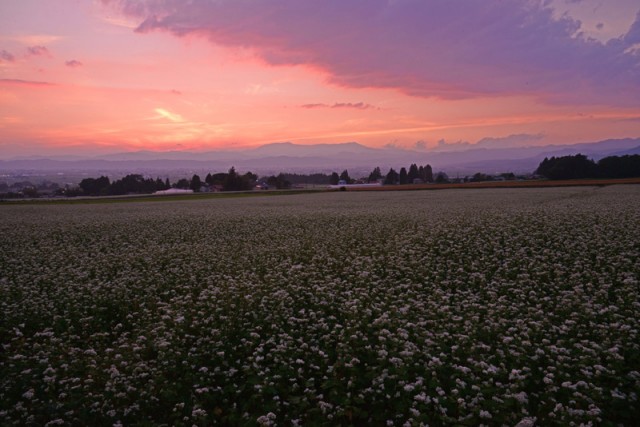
[1,186,639,426]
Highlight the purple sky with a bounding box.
[0,0,639,156]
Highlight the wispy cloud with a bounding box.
[11,34,64,45]
[26,45,50,57]
[105,0,640,106]
[0,78,56,87]
[0,50,16,63]
[301,102,376,110]
[65,59,83,68]
[245,83,279,95]
[154,108,184,122]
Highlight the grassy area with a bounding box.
[0,188,324,205]
[2,177,639,204]
[347,177,640,191]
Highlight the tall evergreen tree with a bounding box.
[424,164,434,183]
[190,174,202,192]
[339,170,351,183]
[368,166,383,182]
[408,164,419,182]
[399,167,409,184]
[330,172,340,185]
[384,168,399,185]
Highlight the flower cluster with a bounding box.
[1,186,638,425]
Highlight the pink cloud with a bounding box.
[0,78,56,87]
[301,102,376,110]
[105,0,640,106]
[26,45,51,57]
[65,59,83,68]
[1,50,15,63]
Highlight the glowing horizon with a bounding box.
[1,0,639,158]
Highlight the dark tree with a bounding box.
[22,187,39,198]
[208,173,227,186]
[598,155,640,178]
[384,168,399,185]
[470,172,491,182]
[330,172,340,185]
[500,172,516,180]
[175,178,190,189]
[243,171,258,183]
[536,154,598,180]
[190,174,202,192]
[223,167,238,191]
[435,172,449,183]
[205,173,213,185]
[79,176,110,196]
[408,164,419,182]
[399,167,409,184]
[424,164,434,183]
[223,167,252,191]
[155,177,168,191]
[266,173,292,189]
[339,170,351,184]
[109,174,158,195]
[368,167,383,183]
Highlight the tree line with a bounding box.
[536,154,640,180]
[75,163,441,196]
[76,168,337,196]
[330,164,436,185]
[78,167,259,196]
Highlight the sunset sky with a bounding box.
[1,0,639,158]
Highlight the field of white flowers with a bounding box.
[1,186,639,426]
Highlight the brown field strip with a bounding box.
[344,177,640,191]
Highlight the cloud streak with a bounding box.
[154,108,184,122]
[0,78,56,87]
[301,102,376,110]
[1,50,16,63]
[26,45,51,57]
[104,0,640,106]
[65,59,83,68]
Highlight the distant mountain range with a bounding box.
[2,138,639,177]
